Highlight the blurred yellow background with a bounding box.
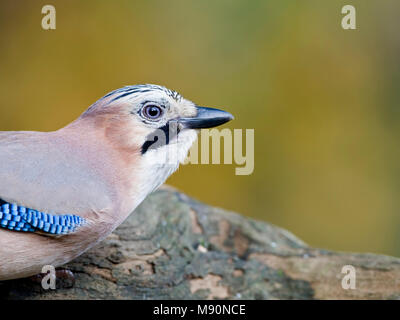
[1,0,399,256]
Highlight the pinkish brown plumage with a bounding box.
[0,84,233,280]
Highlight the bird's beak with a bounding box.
[178,106,234,129]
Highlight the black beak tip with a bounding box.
[217,111,234,125]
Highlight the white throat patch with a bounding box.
[140,129,197,194]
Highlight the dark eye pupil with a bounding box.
[148,107,159,116]
[143,105,162,119]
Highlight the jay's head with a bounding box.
[78,84,233,171]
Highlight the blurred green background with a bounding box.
[1,0,399,256]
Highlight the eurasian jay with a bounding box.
[0,84,233,280]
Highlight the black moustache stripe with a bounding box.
[141,121,180,155]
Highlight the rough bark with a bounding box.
[1,185,399,300]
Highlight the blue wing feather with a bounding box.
[0,199,86,235]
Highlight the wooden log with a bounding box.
[2,186,399,300]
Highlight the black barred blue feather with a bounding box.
[0,199,86,235]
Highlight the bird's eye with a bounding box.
[141,105,163,120]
